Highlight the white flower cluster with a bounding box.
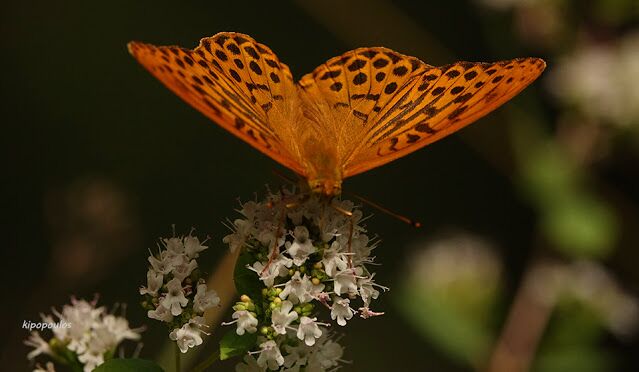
[549,32,639,127]
[24,297,141,372]
[222,189,386,370]
[235,330,345,372]
[140,230,220,353]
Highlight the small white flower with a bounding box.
[164,237,185,254]
[350,234,373,265]
[271,300,298,335]
[309,281,326,298]
[33,362,56,372]
[322,241,348,276]
[250,253,292,287]
[139,269,163,296]
[184,235,208,258]
[148,252,175,275]
[160,278,188,316]
[279,272,313,304]
[148,303,173,322]
[282,341,310,369]
[57,299,103,352]
[223,219,253,253]
[256,340,284,370]
[171,255,198,282]
[333,269,359,296]
[169,318,204,353]
[287,226,315,266]
[314,338,344,369]
[358,275,381,306]
[78,349,104,372]
[235,354,262,372]
[331,297,354,326]
[359,307,385,319]
[296,316,323,346]
[232,310,258,335]
[24,331,51,360]
[102,314,141,343]
[193,283,220,313]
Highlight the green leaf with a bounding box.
[234,252,262,300]
[542,193,617,258]
[219,330,257,360]
[93,358,164,372]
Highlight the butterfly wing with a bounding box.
[128,32,306,175]
[344,57,546,176]
[299,47,544,178]
[298,47,432,167]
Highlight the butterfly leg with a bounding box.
[260,190,306,275]
[330,202,354,269]
[260,205,287,276]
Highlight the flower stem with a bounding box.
[190,350,219,372]
[175,343,181,372]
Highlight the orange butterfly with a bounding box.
[129,32,545,196]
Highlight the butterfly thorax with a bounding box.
[297,133,343,196]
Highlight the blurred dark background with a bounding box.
[3,0,639,371]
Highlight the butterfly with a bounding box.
[129,32,545,196]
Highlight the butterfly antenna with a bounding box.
[271,168,299,186]
[346,192,422,228]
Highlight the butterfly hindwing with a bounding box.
[128,32,305,174]
[344,58,546,177]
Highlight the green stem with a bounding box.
[190,351,220,372]
[175,343,181,372]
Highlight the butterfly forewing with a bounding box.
[344,58,546,177]
[128,32,305,175]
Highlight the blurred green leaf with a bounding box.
[533,297,612,372]
[398,280,497,366]
[219,330,257,360]
[533,347,614,372]
[93,358,164,372]
[514,125,617,258]
[234,252,262,301]
[541,193,617,258]
[592,0,639,25]
[519,141,577,209]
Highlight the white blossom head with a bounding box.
[24,297,141,372]
[140,228,219,353]
[222,187,384,371]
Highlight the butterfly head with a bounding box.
[308,178,342,197]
